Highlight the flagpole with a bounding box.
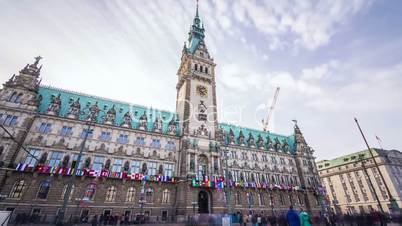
[354,118,399,216]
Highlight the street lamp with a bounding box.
[57,108,103,225]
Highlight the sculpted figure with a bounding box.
[138,112,148,130]
[67,98,81,119]
[121,111,132,128]
[104,105,116,125]
[47,94,62,115]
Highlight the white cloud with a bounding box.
[228,0,374,50]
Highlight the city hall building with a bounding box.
[0,4,323,223]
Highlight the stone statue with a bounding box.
[153,117,163,132]
[104,105,116,125]
[138,112,147,130]
[274,137,281,151]
[197,124,208,136]
[229,128,235,144]
[121,111,132,128]
[167,118,176,135]
[238,130,245,146]
[67,98,81,119]
[46,94,61,116]
[247,132,255,147]
[266,136,273,150]
[87,102,100,121]
[282,139,289,152]
[257,134,264,149]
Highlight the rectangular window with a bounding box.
[80,129,93,139]
[49,151,63,167]
[165,141,176,150]
[38,122,52,133]
[72,154,85,169]
[164,164,173,177]
[112,159,123,173]
[3,115,18,126]
[148,162,157,175]
[92,156,105,171]
[24,149,42,167]
[117,134,128,144]
[131,161,141,174]
[60,126,73,136]
[99,131,111,141]
[135,137,145,146]
[150,139,161,149]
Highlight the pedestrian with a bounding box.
[92,215,98,226]
[286,206,301,226]
[299,207,312,226]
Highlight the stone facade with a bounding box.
[317,149,402,215]
[0,4,323,224]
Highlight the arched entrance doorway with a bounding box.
[198,190,209,213]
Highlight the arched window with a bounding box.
[247,193,254,205]
[9,180,25,199]
[258,193,264,205]
[194,64,198,71]
[162,189,170,203]
[37,180,51,199]
[200,65,203,72]
[125,187,136,202]
[145,188,154,203]
[83,183,96,201]
[105,186,116,202]
[15,93,23,103]
[205,67,208,74]
[62,155,70,168]
[61,184,74,200]
[8,92,18,103]
[235,191,241,205]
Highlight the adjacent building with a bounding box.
[0,3,323,223]
[317,149,402,215]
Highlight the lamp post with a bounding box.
[57,110,101,225]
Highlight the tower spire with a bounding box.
[196,0,199,18]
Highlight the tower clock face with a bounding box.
[196,85,208,97]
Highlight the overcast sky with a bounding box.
[1,0,401,160]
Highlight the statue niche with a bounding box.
[46,94,62,116]
[104,105,116,125]
[153,117,163,133]
[67,98,81,119]
[257,134,264,149]
[138,112,147,130]
[86,102,100,122]
[167,118,176,135]
[229,128,235,144]
[247,132,255,147]
[121,111,132,128]
[238,130,245,146]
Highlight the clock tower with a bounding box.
[176,3,217,140]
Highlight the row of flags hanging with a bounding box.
[15,163,176,183]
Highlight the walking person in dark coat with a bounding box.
[286,206,301,226]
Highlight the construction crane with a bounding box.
[262,87,280,132]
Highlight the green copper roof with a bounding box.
[218,123,295,153]
[186,2,205,54]
[316,149,381,170]
[37,86,180,136]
